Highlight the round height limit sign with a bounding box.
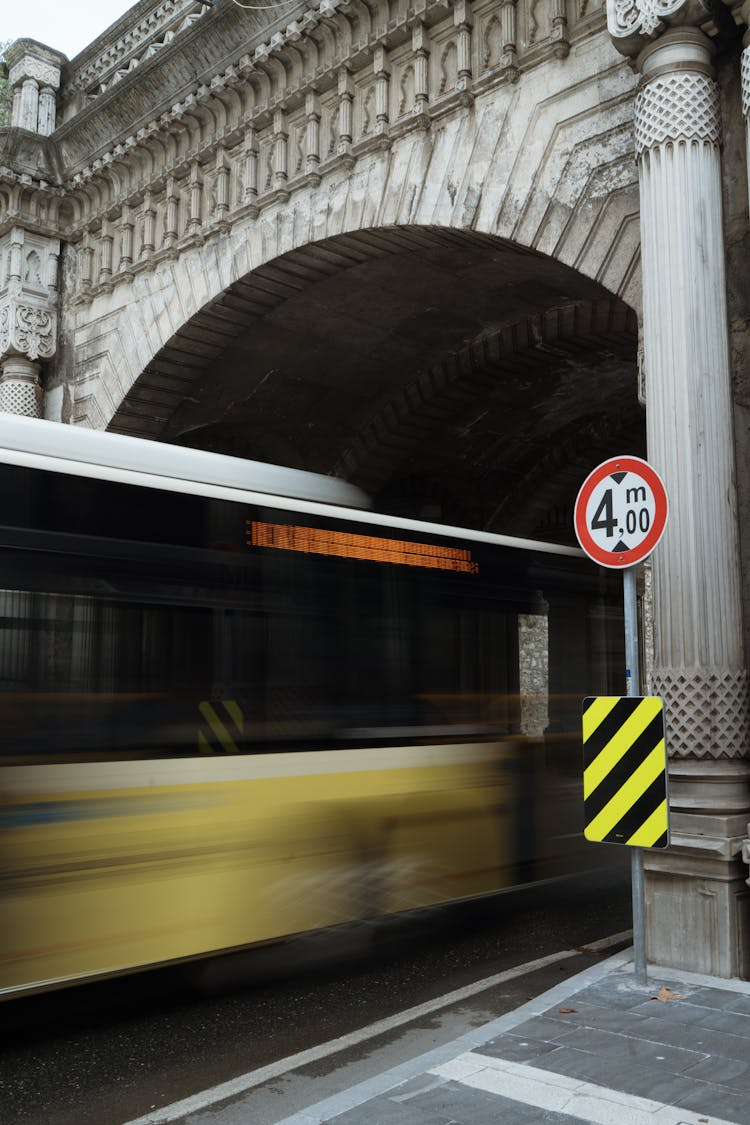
[574,455,668,568]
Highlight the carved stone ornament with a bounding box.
[5,40,66,91]
[75,0,204,90]
[607,0,710,51]
[0,299,57,362]
[609,0,682,38]
[8,58,62,90]
[650,668,750,759]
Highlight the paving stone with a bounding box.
[569,979,669,1011]
[638,999,724,1026]
[536,999,655,1035]
[522,1043,712,1107]
[393,1079,592,1125]
[673,1081,750,1125]
[696,1006,750,1039]
[687,987,750,1016]
[504,1015,578,1043]
[333,1091,455,1124]
[480,1034,562,1064]
[613,1014,750,1061]
[682,1054,750,1091]
[548,1024,708,1072]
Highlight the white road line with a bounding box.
[431,1053,738,1125]
[121,930,631,1125]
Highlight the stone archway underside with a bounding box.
[110,227,642,540]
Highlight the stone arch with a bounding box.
[75,222,641,536]
[63,31,640,435]
[87,223,636,426]
[68,190,639,437]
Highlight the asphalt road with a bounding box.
[0,869,632,1125]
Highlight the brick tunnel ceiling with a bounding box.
[111,228,643,541]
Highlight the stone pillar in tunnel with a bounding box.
[608,0,750,977]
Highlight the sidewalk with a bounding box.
[274,948,750,1125]
[128,945,750,1125]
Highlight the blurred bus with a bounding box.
[0,416,624,998]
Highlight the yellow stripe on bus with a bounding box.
[198,702,239,754]
[223,700,244,733]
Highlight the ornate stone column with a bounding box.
[2,42,65,419]
[730,0,750,942]
[0,229,59,419]
[741,4,750,212]
[609,0,750,977]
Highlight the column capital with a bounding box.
[634,31,721,156]
[4,39,66,134]
[5,39,65,91]
[0,298,57,364]
[607,0,713,59]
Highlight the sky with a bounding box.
[2,1,138,60]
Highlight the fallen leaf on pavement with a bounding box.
[558,1008,577,1014]
[652,986,683,1002]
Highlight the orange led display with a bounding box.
[246,521,479,574]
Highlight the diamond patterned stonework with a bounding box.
[650,669,750,759]
[742,46,750,119]
[634,71,720,156]
[0,381,40,418]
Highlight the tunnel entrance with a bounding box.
[109,226,641,542]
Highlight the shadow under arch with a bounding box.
[108,224,642,538]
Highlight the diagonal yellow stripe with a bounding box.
[199,701,238,754]
[626,800,669,848]
[223,700,244,733]
[585,740,666,841]
[582,696,620,742]
[584,697,663,799]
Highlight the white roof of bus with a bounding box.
[0,417,587,558]
[0,415,370,509]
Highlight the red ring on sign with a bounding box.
[574,455,668,568]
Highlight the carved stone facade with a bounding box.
[70,1,212,102]
[2,0,750,975]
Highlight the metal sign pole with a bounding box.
[624,564,647,985]
[574,456,668,987]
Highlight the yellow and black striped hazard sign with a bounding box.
[582,696,669,848]
[198,700,244,754]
